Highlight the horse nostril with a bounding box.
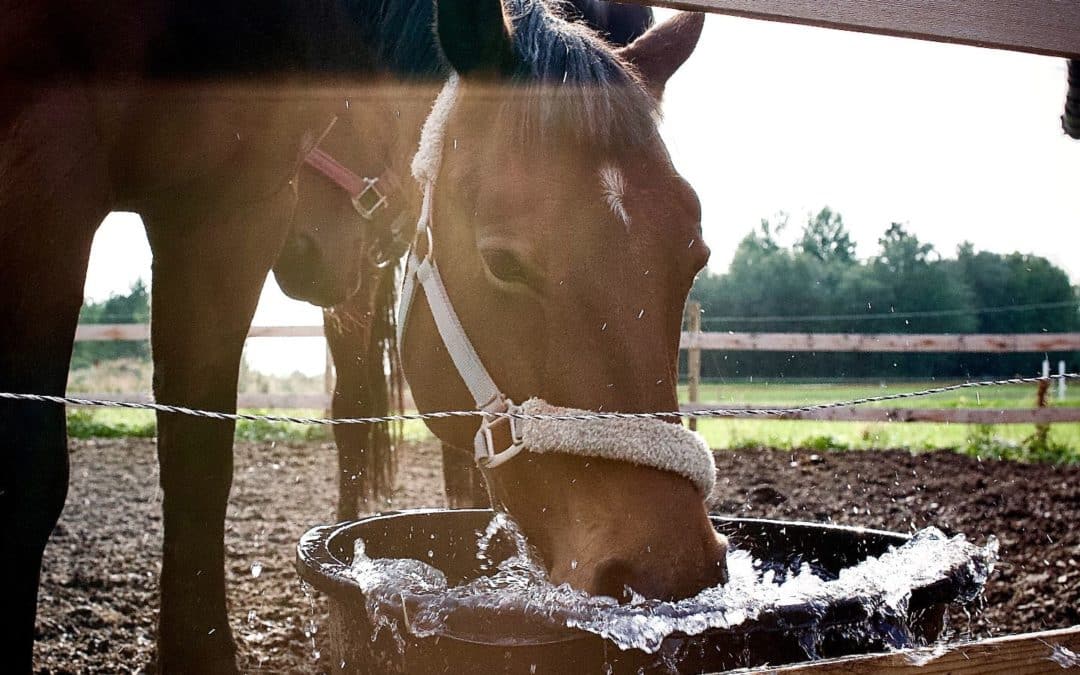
[592,559,639,603]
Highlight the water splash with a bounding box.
[344,517,996,656]
[1045,642,1080,668]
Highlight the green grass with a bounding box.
[681,379,1080,463]
[65,407,436,444]
[678,380,1080,409]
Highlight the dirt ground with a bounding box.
[33,438,1080,673]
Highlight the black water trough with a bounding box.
[296,509,984,674]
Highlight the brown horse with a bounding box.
[395,0,729,602]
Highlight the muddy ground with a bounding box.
[33,438,1080,673]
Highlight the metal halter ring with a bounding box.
[476,398,526,469]
[351,177,389,220]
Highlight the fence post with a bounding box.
[324,343,334,416]
[687,301,701,431]
[1061,360,1068,401]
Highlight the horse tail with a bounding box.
[367,263,404,500]
[324,263,402,514]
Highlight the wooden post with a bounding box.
[1060,360,1067,401]
[687,300,701,431]
[324,342,334,416]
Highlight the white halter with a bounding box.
[397,75,716,495]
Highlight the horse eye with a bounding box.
[482,248,530,285]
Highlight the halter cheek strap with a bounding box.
[398,74,525,468]
[398,185,526,468]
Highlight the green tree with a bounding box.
[71,280,151,369]
[797,207,856,265]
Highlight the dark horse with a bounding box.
[1,2,418,671]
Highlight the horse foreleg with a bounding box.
[0,91,107,670]
[442,443,489,508]
[143,207,286,673]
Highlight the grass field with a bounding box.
[63,378,1080,464]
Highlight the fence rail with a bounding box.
[76,324,1080,353]
[679,331,1080,353]
[637,0,1080,59]
[72,324,1077,423]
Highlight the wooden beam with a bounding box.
[679,332,1080,353]
[74,323,325,341]
[635,1,1080,59]
[70,392,331,411]
[760,624,1080,673]
[684,404,1080,424]
[74,325,1080,354]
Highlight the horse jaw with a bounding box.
[486,453,728,601]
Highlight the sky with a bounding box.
[82,9,1079,375]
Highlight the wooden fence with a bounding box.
[73,322,1079,423]
[636,1,1080,59]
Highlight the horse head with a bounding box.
[272,89,425,307]
[400,0,727,601]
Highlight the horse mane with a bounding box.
[363,0,659,146]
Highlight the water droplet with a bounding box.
[250,562,263,578]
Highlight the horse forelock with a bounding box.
[367,0,657,147]
[503,0,659,147]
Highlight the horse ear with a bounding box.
[436,0,519,78]
[617,12,704,98]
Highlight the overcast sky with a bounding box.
[83,9,1079,374]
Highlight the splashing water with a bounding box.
[343,515,996,656]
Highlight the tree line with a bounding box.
[72,279,150,369]
[688,208,1080,379]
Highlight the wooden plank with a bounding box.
[683,404,1080,424]
[759,624,1080,673]
[686,301,702,431]
[75,325,1080,354]
[74,324,325,341]
[245,325,324,338]
[637,0,1080,59]
[680,332,1080,353]
[69,392,331,411]
[74,324,150,341]
[237,393,329,409]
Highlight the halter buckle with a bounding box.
[475,397,525,469]
[351,177,389,220]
